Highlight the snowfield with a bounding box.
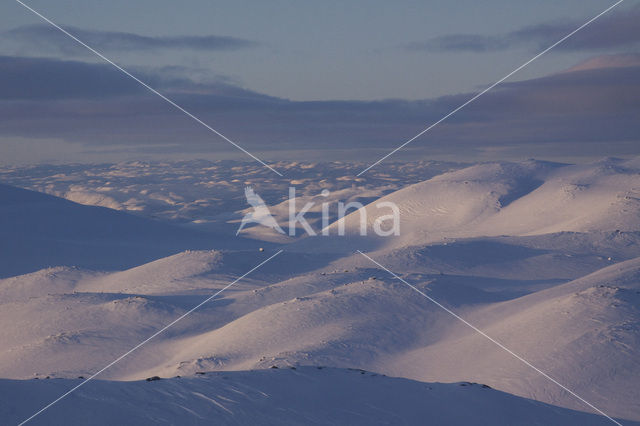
[1,367,629,426]
[1,158,639,425]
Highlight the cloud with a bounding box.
[0,56,142,100]
[563,53,640,72]
[406,34,509,53]
[0,53,638,162]
[3,24,259,55]
[408,4,640,52]
[0,56,274,100]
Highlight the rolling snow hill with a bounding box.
[316,158,640,252]
[1,158,639,425]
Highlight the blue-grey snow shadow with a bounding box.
[0,184,269,278]
[2,367,636,426]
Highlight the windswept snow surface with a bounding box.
[1,158,639,425]
[2,368,631,426]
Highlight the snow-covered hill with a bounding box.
[0,183,245,278]
[316,158,640,252]
[384,256,640,421]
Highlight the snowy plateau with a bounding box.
[0,158,639,425]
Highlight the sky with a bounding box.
[0,0,639,165]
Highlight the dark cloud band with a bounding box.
[0,53,638,159]
[407,4,640,53]
[4,24,259,55]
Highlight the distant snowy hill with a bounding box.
[0,160,464,227]
[318,158,640,251]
